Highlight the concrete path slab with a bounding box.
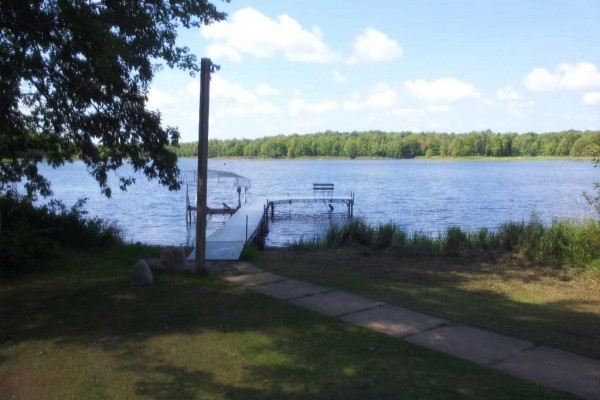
[493,345,600,400]
[188,241,245,261]
[224,272,286,287]
[405,324,534,366]
[340,304,448,337]
[251,279,331,300]
[289,291,384,317]
[227,262,263,275]
[222,266,600,399]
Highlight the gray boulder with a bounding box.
[159,247,190,272]
[132,259,153,285]
[146,257,162,270]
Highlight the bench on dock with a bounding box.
[313,183,334,199]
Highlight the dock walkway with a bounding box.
[188,198,266,261]
[188,185,354,261]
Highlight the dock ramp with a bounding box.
[188,198,266,261]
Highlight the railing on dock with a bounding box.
[182,169,252,225]
[267,183,354,218]
[313,183,334,199]
[185,181,354,261]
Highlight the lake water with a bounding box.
[36,158,597,247]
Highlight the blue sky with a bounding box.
[148,0,600,142]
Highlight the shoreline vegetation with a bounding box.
[290,217,600,270]
[171,129,600,159]
[185,155,595,162]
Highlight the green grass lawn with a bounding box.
[258,248,600,361]
[0,244,580,399]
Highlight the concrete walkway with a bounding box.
[222,263,600,400]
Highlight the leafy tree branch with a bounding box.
[0,0,228,198]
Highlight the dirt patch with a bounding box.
[0,369,60,399]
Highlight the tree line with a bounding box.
[172,130,600,159]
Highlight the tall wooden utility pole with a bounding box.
[195,58,214,274]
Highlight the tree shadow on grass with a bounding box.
[258,248,600,360]
[0,250,582,400]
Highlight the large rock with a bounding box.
[159,247,190,272]
[132,259,153,285]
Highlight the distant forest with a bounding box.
[172,130,600,159]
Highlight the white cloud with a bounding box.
[147,88,177,110]
[343,83,398,110]
[289,98,338,116]
[524,62,600,91]
[202,7,337,63]
[494,86,530,117]
[348,28,402,64]
[206,44,242,63]
[583,92,600,106]
[255,121,277,132]
[505,100,533,117]
[333,70,347,84]
[428,105,454,113]
[189,76,280,117]
[392,107,426,121]
[255,83,279,97]
[496,86,522,100]
[405,78,481,103]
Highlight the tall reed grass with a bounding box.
[294,216,600,269]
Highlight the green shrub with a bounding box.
[325,218,373,248]
[522,214,545,258]
[468,228,491,250]
[445,226,468,255]
[536,220,570,265]
[570,220,600,268]
[289,236,321,250]
[342,218,373,246]
[496,221,525,251]
[1,191,122,273]
[406,231,443,254]
[1,224,60,273]
[373,222,397,250]
[391,229,407,250]
[535,219,600,268]
[324,224,342,248]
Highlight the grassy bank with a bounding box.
[261,236,600,360]
[0,244,579,399]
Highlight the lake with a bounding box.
[36,158,597,247]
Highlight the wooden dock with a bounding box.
[187,198,268,261]
[267,183,354,217]
[188,183,354,261]
[267,196,354,217]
